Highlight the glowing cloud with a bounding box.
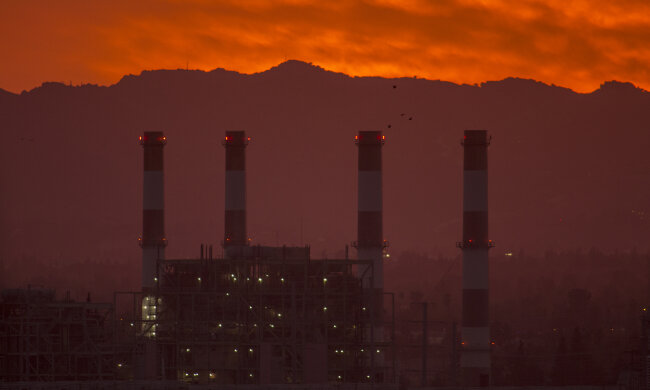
[1,0,649,92]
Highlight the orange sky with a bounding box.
[2,0,650,93]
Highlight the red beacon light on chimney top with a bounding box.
[223,134,249,146]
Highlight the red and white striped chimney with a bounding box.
[140,131,167,290]
[460,129,491,387]
[223,131,249,259]
[355,130,385,318]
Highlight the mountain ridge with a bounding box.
[3,60,648,97]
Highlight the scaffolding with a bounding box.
[0,288,114,381]
[113,247,396,385]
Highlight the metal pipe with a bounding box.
[422,302,427,387]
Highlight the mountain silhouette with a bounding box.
[1,60,648,290]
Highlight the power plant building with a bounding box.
[114,130,396,384]
[1,128,497,387]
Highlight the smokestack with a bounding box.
[459,130,491,387]
[355,131,385,291]
[355,130,386,371]
[139,131,167,289]
[223,131,249,258]
[138,131,166,380]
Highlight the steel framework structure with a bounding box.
[0,289,114,381]
[114,251,395,385]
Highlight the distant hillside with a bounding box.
[1,60,649,291]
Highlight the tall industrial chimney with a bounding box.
[356,130,385,292]
[355,130,385,378]
[223,131,249,259]
[140,131,167,289]
[139,131,166,379]
[459,129,491,387]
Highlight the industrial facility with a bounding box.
[1,130,400,385]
